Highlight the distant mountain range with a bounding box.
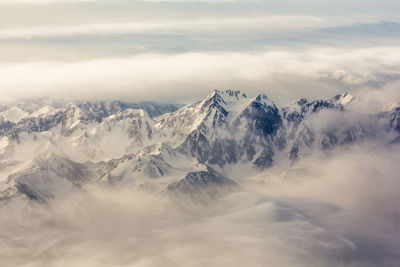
[0,90,399,204]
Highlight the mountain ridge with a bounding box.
[0,89,398,204]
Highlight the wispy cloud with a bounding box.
[0,16,330,39]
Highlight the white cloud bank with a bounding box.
[0,46,399,104]
[0,143,399,266]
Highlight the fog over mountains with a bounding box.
[0,90,399,266]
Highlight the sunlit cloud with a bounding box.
[0,46,399,104]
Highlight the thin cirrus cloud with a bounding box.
[0,16,330,39]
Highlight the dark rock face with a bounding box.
[16,183,45,202]
[391,108,400,132]
[377,106,400,146]
[237,96,282,136]
[0,119,15,136]
[382,106,400,132]
[200,92,229,118]
[284,111,304,128]
[309,100,339,113]
[176,92,286,169]
[253,149,274,169]
[179,131,211,163]
[280,94,377,162]
[289,143,300,161]
[282,98,343,125]
[9,112,65,136]
[207,139,239,167]
[172,90,370,170]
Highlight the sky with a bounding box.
[0,0,399,104]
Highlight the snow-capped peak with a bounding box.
[201,90,248,109]
[330,92,357,106]
[252,94,277,108]
[201,90,279,119]
[209,90,247,100]
[30,105,57,118]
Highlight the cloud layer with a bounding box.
[1,143,399,266]
[0,0,398,104]
[0,46,399,105]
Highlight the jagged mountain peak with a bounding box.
[200,90,251,113]
[199,90,248,115]
[283,92,354,120]
[204,90,275,110]
[156,90,280,138]
[208,89,247,100]
[155,90,284,168]
[253,93,276,107]
[1,89,400,205]
[199,90,278,119]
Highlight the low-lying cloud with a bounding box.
[1,143,399,266]
[239,144,400,266]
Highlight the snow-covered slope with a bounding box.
[329,92,357,106]
[0,90,398,204]
[156,90,285,169]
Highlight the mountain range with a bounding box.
[0,90,399,204]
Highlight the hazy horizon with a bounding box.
[0,0,399,104]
